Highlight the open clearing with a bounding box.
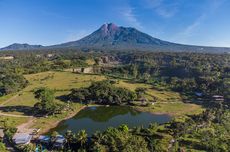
[0,71,203,131]
[115,80,182,102]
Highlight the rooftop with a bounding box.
[13,133,32,145]
[38,135,50,142]
[55,135,66,144]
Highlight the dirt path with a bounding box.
[17,117,36,133]
[0,92,33,118]
[0,94,19,106]
[0,92,35,134]
[0,112,33,118]
[0,92,85,135]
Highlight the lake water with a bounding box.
[50,106,171,135]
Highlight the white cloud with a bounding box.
[145,0,180,18]
[119,6,143,29]
[172,0,227,44]
[181,14,206,37]
[183,0,226,35]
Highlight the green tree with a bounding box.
[33,87,61,115]
[76,130,88,147]
[118,124,129,133]
[65,130,74,149]
[123,135,149,152]
[0,142,6,152]
[21,144,36,152]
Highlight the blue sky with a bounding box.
[0,0,230,47]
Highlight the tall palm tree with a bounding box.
[92,131,104,143]
[50,131,59,143]
[76,130,88,147]
[65,130,74,149]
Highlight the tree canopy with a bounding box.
[69,80,137,105]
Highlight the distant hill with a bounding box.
[0,43,43,51]
[1,23,230,53]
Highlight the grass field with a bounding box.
[115,80,182,102]
[1,71,105,112]
[0,116,29,128]
[134,102,204,116]
[0,93,16,104]
[0,71,204,130]
[115,80,204,116]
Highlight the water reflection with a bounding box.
[50,106,171,135]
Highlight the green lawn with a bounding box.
[115,80,203,116]
[0,93,16,104]
[0,71,105,115]
[115,80,182,102]
[0,116,29,128]
[134,102,204,116]
[24,71,105,91]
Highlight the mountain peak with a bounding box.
[100,23,118,29]
[2,23,230,53]
[99,23,119,35]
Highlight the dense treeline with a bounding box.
[0,53,89,75]
[0,70,28,96]
[69,80,137,105]
[105,52,230,101]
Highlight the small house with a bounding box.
[195,92,203,97]
[72,67,94,74]
[212,95,224,98]
[36,54,42,58]
[212,95,224,101]
[53,135,66,148]
[46,54,54,58]
[13,133,32,145]
[0,56,14,60]
[38,135,50,144]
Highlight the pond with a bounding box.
[50,106,171,135]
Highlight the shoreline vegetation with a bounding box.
[40,103,203,135]
[39,96,204,136]
[39,105,86,135]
